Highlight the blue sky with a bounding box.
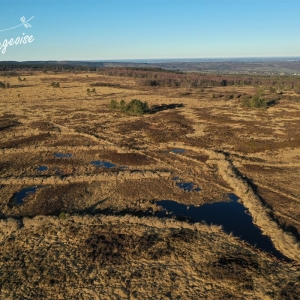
[0,0,300,61]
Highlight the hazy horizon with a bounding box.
[4,56,300,64]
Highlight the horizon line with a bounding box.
[1,56,300,63]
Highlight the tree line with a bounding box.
[96,67,300,91]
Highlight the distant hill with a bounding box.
[1,58,300,75]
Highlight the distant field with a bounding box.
[0,70,299,299]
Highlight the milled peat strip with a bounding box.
[0,170,171,185]
[253,182,300,204]
[203,149,300,262]
[0,145,148,155]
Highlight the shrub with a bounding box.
[241,94,267,108]
[109,99,119,110]
[119,99,126,111]
[87,88,96,95]
[226,94,234,100]
[109,99,149,115]
[59,212,66,220]
[249,95,267,108]
[51,82,60,88]
[123,99,149,115]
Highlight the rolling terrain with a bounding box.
[0,71,299,299]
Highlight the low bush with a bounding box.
[87,88,96,94]
[109,99,119,110]
[51,82,60,87]
[59,212,66,220]
[241,94,267,108]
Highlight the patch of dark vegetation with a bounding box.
[117,119,150,134]
[207,254,260,292]
[0,133,53,148]
[214,255,259,271]
[51,82,60,88]
[11,84,34,88]
[99,151,154,166]
[91,82,122,88]
[18,76,26,82]
[40,77,70,83]
[70,113,89,120]
[85,232,172,263]
[149,103,184,114]
[29,121,61,132]
[241,164,283,173]
[170,228,198,242]
[191,107,300,152]
[145,110,194,143]
[235,139,290,153]
[280,281,300,300]
[86,88,96,95]
[10,183,93,217]
[0,120,21,132]
[188,153,209,163]
[50,135,98,147]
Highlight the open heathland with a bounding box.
[0,70,299,299]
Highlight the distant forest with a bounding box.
[1,61,300,92]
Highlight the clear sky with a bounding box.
[0,0,300,61]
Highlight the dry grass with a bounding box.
[0,72,300,298]
[0,215,299,300]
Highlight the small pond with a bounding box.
[91,160,116,168]
[155,194,288,260]
[170,148,185,154]
[10,186,40,206]
[37,166,48,172]
[54,153,72,158]
[173,177,201,192]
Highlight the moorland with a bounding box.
[0,65,299,299]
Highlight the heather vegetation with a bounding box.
[0,69,300,299]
